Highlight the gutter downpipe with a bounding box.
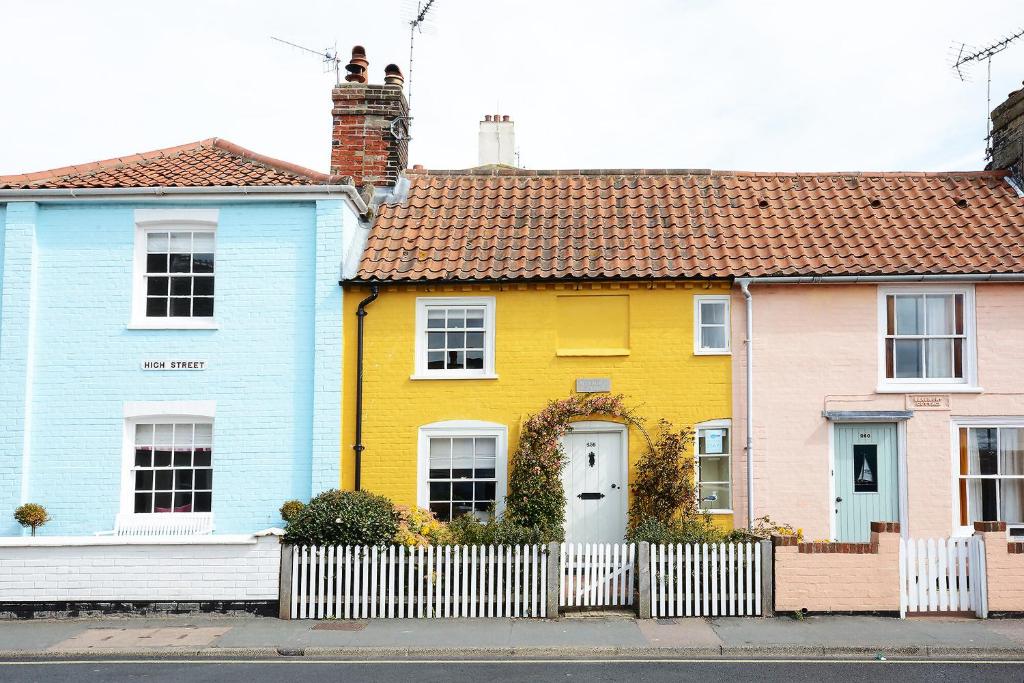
[739,279,754,527]
[353,285,380,491]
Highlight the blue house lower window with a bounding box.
[133,422,213,513]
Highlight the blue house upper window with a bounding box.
[145,231,215,318]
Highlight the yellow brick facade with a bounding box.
[341,280,734,530]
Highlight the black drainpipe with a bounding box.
[353,284,379,491]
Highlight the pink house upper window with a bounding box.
[884,293,966,380]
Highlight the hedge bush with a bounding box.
[283,489,399,547]
[447,513,549,546]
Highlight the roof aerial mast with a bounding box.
[270,36,342,86]
[404,0,438,111]
[951,27,1024,159]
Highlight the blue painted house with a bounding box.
[0,137,374,536]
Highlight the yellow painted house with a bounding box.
[342,169,735,541]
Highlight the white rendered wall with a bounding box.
[478,119,515,166]
[0,531,281,602]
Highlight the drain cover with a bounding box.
[311,621,368,631]
[656,618,678,625]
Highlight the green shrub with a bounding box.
[447,512,552,546]
[14,503,49,537]
[283,489,399,547]
[279,500,306,524]
[625,511,727,545]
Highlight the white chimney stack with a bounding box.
[478,114,516,167]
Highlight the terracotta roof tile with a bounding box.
[356,168,1024,280]
[0,138,347,189]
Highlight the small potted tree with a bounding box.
[14,503,50,537]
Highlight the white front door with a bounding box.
[562,423,627,543]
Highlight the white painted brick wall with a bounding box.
[0,534,280,602]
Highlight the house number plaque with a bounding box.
[576,377,611,393]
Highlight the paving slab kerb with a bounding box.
[0,615,1022,659]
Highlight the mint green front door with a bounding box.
[834,423,899,542]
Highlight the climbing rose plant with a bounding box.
[504,394,644,541]
[627,419,696,531]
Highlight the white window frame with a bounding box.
[950,417,1024,538]
[417,420,508,519]
[413,296,497,380]
[876,284,979,393]
[119,401,216,523]
[695,418,732,513]
[129,209,219,330]
[694,295,731,355]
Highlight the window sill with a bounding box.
[555,348,630,357]
[694,349,731,356]
[127,320,219,331]
[875,384,983,394]
[699,509,734,515]
[410,373,499,381]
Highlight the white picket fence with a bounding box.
[650,542,762,617]
[289,544,548,620]
[899,536,987,618]
[559,543,635,608]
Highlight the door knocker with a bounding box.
[588,451,596,467]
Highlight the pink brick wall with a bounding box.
[976,523,1024,613]
[773,526,901,613]
[732,283,1024,540]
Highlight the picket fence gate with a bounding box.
[899,536,987,618]
[559,543,635,608]
[289,544,548,620]
[649,542,763,617]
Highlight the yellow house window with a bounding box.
[413,297,496,380]
[555,295,630,356]
[697,420,732,513]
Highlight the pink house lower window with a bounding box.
[958,426,1024,527]
[133,422,213,514]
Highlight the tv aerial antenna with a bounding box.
[951,27,1024,158]
[403,0,438,110]
[271,36,342,85]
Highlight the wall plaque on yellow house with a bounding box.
[575,378,611,393]
[341,169,738,541]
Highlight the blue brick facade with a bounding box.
[0,198,356,535]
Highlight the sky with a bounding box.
[1,1,1022,176]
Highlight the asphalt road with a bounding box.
[0,659,1021,682]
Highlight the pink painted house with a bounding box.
[729,82,1024,543]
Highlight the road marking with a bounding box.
[0,658,1021,665]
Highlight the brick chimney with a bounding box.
[988,80,1024,180]
[330,46,409,187]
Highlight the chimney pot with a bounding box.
[344,45,369,83]
[502,115,510,122]
[484,115,492,122]
[384,63,405,87]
